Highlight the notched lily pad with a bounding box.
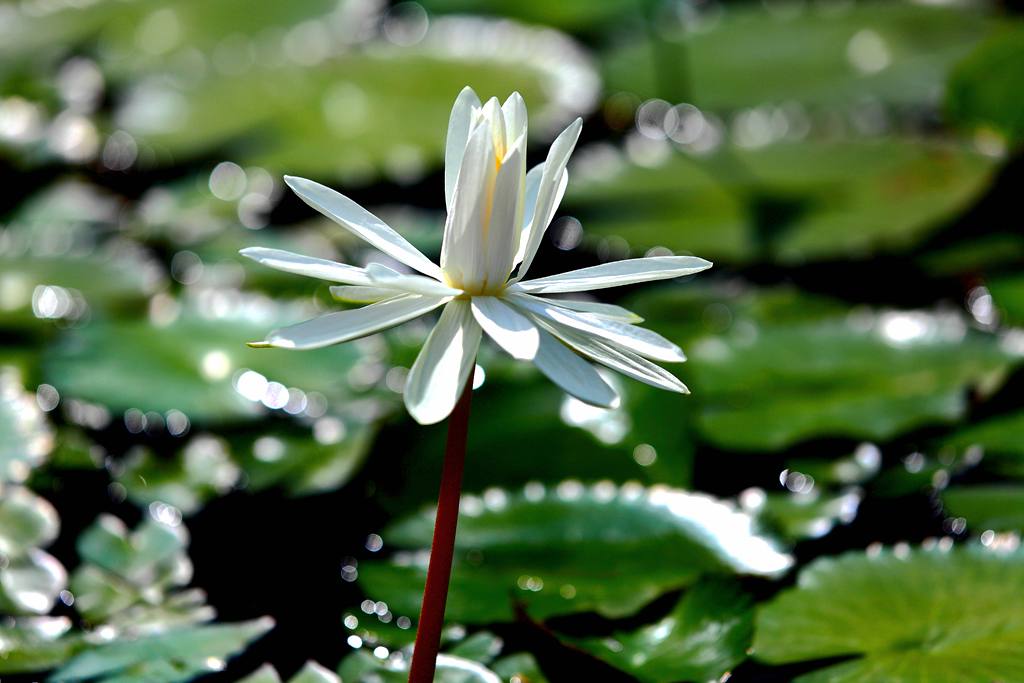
[42,295,387,425]
[50,617,275,683]
[569,578,754,683]
[359,481,791,622]
[754,545,1024,683]
[0,367,55,482]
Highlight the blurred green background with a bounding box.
[2,0,1024,681]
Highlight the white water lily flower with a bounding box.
[242,87,711,425]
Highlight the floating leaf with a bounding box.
[631,287,1021,451]
[989,273,1024,327]
[0,484,59,555]
[568,138,996,264]
[233,425,376,497]
[418,0,655,31]
[743,488,862,543]
[339,651,501,683]
[238,664,284,683]
[0,484,65,616]
[947,26,1024,147]
[938,410,1024,476]
[51,618,274,683]
[0,548,67,616]
[113,18,595,178]
[118,439,240,515]
[359,482,791,623]
[0,367,55,482]
[290,661,342,683]
[43,296,387,425]
[570,578,753,683]
[491,653,549,683]
[603,1,995,109]
[391,371,694,511]
[70,514,200,626]
[941,485,1024,532]
[753,545,1024,682]
[0,616,78,674]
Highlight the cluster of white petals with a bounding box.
[243,87,711,424]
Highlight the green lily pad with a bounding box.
[0,548,67,616]
[941,485,1024,532]
[238,664,284,683]
[0,247,165,329]
[947,26,1024,147]
[938,410,1024,476]
[744,488,862,543]
[70,514,197,625]
[339,650,501,683]
[359,482,791,623]
[0,484,59,556]
[570,578,753,683]
[753,545,1024,683]
[418,0,656,31]
[290,662,341,683]
[0,367,55,483]
[391,370,695,512]
[989,273,1024,327]
[118,440,241,516]
[50,617,274,683]
[918,234,1024,277]
[569,138,996,264]
[113,19,594,178]
[491,653,549,683]
[0,616,78,674]
[603,1,996,109]
[42,296,387,425]
[630,286,1021,451]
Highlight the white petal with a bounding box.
[513,118,582,281]
[481,97,507,159]
[538,297,644,323]
[440,123,496,287]
[445,86,481,212]
[284,176,441,279]
[329,286,402,303]
[510,293,685,362]
[482,136,525,286]
[404,300,482,425]
[516,256,713,294]
[501,92,527,147]
[254,295,450,350]
[471,296,539,361]
[239,247,370,285]
[364,263,463,297]
[514,163,545,266]
[541,321,687,393]
[531,327,618,408]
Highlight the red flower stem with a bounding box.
[408,374,474,683]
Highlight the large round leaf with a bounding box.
[112,18,596,178]
[603,1,996,109]
[0,485,59,556]
[568,138,996,264]
[0,617,78,674]
[0,368,54,483]
[753,545,1024,683]
[629,287,1021,451]
[941,485,1024,532]
[569,578,753,683]
[359,482,791,623]
[42,297,386,424]
[50,618,274,683]
[947,26,1024,147]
